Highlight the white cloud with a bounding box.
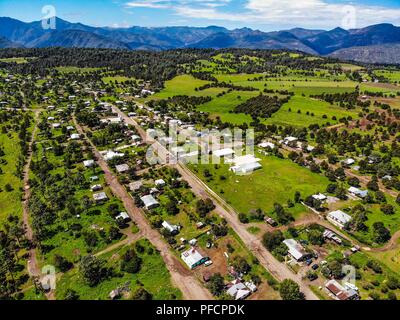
[125,0,400,29]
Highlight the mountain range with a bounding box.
[0,17,399,64]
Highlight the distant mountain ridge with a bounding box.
[0,17,399,64]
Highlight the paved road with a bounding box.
[74,117,213,300]
[113,106,320,300]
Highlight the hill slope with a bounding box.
[0,17,399,63]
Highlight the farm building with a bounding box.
[140,195,159,209]
[181,248,209,270]
[229,154,262,175]
[213,148,235,158]
[327,210,352,229]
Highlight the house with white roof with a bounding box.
[327,210,352,229]
[115,163,130,173]
[103,151,124,161]
[343,158,355,166]
[129,180,143,192]
[181,248,209,269]
[140,195,159,210]
[70,133,80,140]
[348,186,368,199]
[155,179,166,187]
[312,193,327,202]
[93,192,108,203]
[213,148,235,158]
[162,221,180,234]
[258,142,275,149]
[226,280,251,300]
[228,154,262,175]
[283,239,311,262]
[83,160,95,168]
[116,212,131,222]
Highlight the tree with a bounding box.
[372,222,391,244]
[64,288,79,300]
[54,255,73,272]
[262,230,284,251]
[207,273,225,296]
[367,176,379,191]
[231,256,251,274]
[79,255,109,287]
[196,198,215,217]
[381,204,395,215]
[279,279,304,300]
[165,200,179,215]
[308,229,324,246]
[328,260,343,279]
[120,249,142,274]
[294,191,301,203]
[131,287,152,300]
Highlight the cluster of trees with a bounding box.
[233,94,290,119]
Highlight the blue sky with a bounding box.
[0,0,399,31]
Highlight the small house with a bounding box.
[116,212,131,223]
[181,248,209,270]
[93,192,108,203]
[283,239,311,262]
[226,280,251,300]
[70,133,80,140]
[327,210,352,229]
[83,160,95,168]
[162,221,180,234]
[91,184,102,192]
[115,164,130,173]
[155,179,166,187]
[348,187,368,199]
[129,181,143,192]
[140,195,159,210]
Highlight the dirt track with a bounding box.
[74,117,213,300]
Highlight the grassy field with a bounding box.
[102,76,135,84]
[0,130,24,221]
[263,95,359,127]
[190,152,330,217]
[198,90,257,124]
[56,239,182,300]
[374,70,400,83]
[0,57,29,64]
[152,75,225,100]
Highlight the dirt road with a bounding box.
[74,117,213,300]
[113,106,320,300]
[21,110,56,300]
